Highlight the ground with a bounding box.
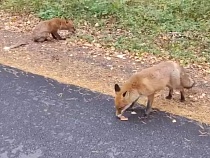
[0,11,210,125]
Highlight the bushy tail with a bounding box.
[183,80,195,89]
[180,67,195,89]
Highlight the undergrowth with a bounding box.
[1,0,210,64]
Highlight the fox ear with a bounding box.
[114,84,121,92]
[122,91,127,97]
[64,17,68,23]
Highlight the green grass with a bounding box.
[1,0,210,64]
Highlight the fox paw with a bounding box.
[143,109,149,117]
[143,113,148,117]
[180,98,185,102]
[165,95,172,99]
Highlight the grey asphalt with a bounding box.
[0,64,209,158]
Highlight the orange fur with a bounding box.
[114,61,195,117]
[32,18,75,42]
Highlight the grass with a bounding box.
[1,0,210,64]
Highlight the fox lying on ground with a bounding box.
[3,18,76,50]
[32,18,76,42]
[114,61,195,118]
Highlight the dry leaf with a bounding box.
[116,54,126,59]
[95,23,99,27]
[3,46,10,51]
[131,111,137,114]
[172,119,176,123]
[120,116,128,121]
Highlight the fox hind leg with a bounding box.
[166,88,173,99]
[180,88,185,102]
[34,32,48,42]
[34,36,47,42]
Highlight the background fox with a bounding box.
[114,61,195,118]
[32,18,76,42]
[4,18,76,50]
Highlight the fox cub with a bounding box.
[114,61,195,118]
[32,18,75,42]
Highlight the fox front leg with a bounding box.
[144,94,154,116]
[51,33,57,39]
[127,96,140,111]
[51,32,66,40]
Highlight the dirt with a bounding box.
[0,11,210,125]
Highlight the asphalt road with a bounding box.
[0,64,209,158]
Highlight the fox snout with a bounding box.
[69,27,76,34]
[115,103,134,118]
[116,108,122,117]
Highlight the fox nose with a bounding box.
[68,28,76,34]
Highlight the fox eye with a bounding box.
[118,107,123,111]
[122,91,127,97]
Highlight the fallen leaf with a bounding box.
[184,138,191,142]
[105,57,111,60]
[172,119,176,123]
[120,116,128,121]
[116,54,126,59]
[95,23,99,27]
[131,111,137,114]
[3,46,10,51]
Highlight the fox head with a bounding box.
[114,84,139,117]
[61,19,76,33]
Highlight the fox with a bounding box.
[3,18,76,51]
[32,18,76,42]
[114,61,195,118]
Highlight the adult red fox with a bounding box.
[32,18,76,42]
[114,61,195,118]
